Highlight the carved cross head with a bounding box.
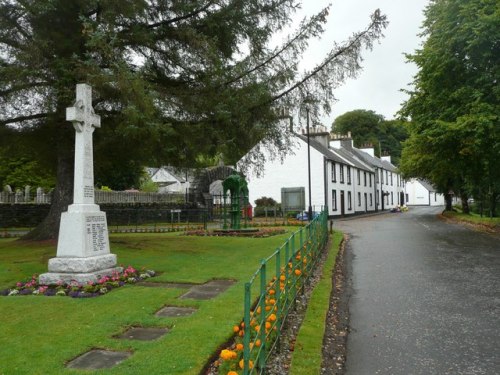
[66,84,101,133]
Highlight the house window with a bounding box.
[390,172,393,186]
[331,162,336,182]
[340,165,344,183]
[332,190,337,211]
[386,193,389,205]
[358,192,361,206]
[347,167,351,184]
[370,193,373,206]
[434,193,437,202]
[391,192,394,205]
[376,190,379,205]
[380,170,384,184]
[348,191,352,210]
[369,174,372,187]
[406,193,409,202]
[357,169,360,185]
[386,170,388,183]
[364,171,367,186]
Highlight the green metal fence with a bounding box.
[228,209,328,374]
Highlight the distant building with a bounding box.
[239,127,404,218]
[146,167,194,194]
[405,178,445,206]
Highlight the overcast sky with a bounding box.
[293,0,430,124]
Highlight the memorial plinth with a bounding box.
[39,84,121,285]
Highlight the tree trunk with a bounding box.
[22,153,73,240]
[444,193,453,211]
[460,193,470,214]
[490,192,497,218]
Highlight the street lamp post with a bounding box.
[306,106,313,221]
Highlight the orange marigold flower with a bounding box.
[294,269,302,276]
[269,298,276,305]
[239,359,254,369]
[265,321,271,329]
[236,343,244,351]
[238,329,244,337]
[233,325,240,333]
[268,313,277,322]
[255,339,261,347]
[268,289,275,295]
[256,306,262,314]
[279,275,286,282]
[220,349,237,361]
[227,371,239,375]
[265,305,271,312]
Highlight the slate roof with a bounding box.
[146,166,196,183]
[331,147,374,172]
[295,133,346,165]
[295,133,375,172]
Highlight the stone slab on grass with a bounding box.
[114,327,169,341]
[66,349,131,370]
[155,306,197,317]
[180,279,235,300]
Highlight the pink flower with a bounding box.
[16,282,23,287]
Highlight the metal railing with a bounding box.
[237,209,328,374]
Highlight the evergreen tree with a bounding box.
[0,0,388,238]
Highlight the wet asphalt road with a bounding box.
[335,207,500,375]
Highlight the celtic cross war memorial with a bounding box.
[39,84,121,285]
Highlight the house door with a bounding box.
[400,192,405,205]
[340,190,345,216]
[364,193,368,212]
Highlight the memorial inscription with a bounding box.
[86,216,107,253]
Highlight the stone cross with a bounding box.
[66,84,101,205]
[39,83,120,285]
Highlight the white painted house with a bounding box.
[146,167,193,194]
[240,127,404,218]
[405,178,445,206]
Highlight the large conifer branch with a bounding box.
[0,82,48,97]
[270,12,385,104]
[0,112,50,126]
[224,8,329,86]
[146,1,216,28]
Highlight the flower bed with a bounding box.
[0,266,155,298]
[185,228,286,238]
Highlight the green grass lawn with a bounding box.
[289,231,343,375]
[0,231,296,375]
[443,210,500,230]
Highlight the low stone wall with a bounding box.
[0,203,202,228]
[0,204,51,228]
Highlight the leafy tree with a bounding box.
[331,109,407,164]
[0,1,388,239]
[400,0,499,214]
[254,196,278,207]
[0,157,56,190]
